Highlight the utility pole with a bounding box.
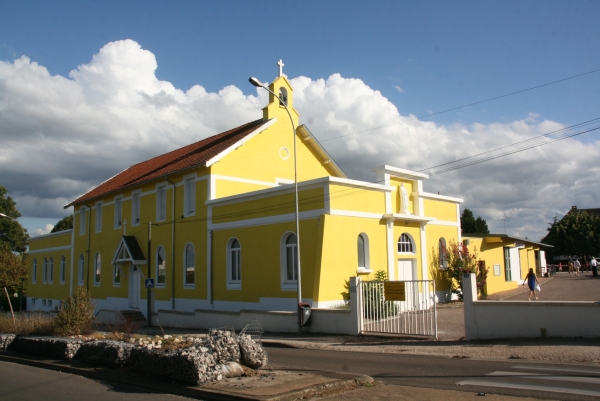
[147,221,152,327]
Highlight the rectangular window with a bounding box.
[157,185,167,221]
[79,207,86,235]
[60,256,66,284]
[113,264,121,285]
[95,202,102,232]
[132,192,140,226]
[504,247,512,281]
[114,197,122,229]
[184,177,196,216]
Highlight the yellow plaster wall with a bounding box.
[328,184,386,214]
[315,215,387,302]
[423,198,457,221]
[28,248,72,302]
[210,126,334,191]
[466,238,518,295]
[212,187,325,225]
[210,218,321,302]
[215,179,273,199]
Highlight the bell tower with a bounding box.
[262,60,300,127]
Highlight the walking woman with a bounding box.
[523,268,540,300]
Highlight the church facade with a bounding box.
[26,68,463,321]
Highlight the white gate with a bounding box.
[360,279,437,338]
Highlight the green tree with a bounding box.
[0,186,28,253]
[544,210,600,257]
[51,215,73,233]
[461,208,490,234]
[0,249,27,310]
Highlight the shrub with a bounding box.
[54,287,96,336]
[0,312,54,335]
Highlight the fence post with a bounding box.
[463,273,478,340]
[349,276,362,335]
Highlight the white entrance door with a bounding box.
[397,259,417,310]
[128,263,140,309]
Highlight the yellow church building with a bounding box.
[27,66,464,331]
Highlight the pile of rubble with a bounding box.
[0,322,268,386]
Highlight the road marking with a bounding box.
[513,365,600,375]
[457,380,600,397]
[488,371,600,384]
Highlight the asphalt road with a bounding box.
[266,345,600,401]
[0,361,194,401]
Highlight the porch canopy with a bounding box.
[111,236,147,266]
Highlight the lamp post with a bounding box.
[249,76,303,334]
[0,213,27,311]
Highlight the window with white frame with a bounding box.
[79,207,86,235]
[398,233,414,253]
[357,233,371,271]
[60,256,66,284]
[156,246,166,287]
[439,237,448,270]
[132,192,141,226]
[43,257,48,283]
[32,259,37,284]
[95,202,102,232]
[94,252,101,285]
[114,197,122,229]
[184,243,195,286]
[48,257,54,284]
[227,238,241,289]
[184,177,196,216]
[113,264,121,285]
[281,233,298,288]
[156,185,167,221]
[78,254,85,285]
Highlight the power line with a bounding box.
[318,67,600,143]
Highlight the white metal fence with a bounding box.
[360,279,437,338]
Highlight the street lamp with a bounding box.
[249,76,303,334]
[0,212,27,311]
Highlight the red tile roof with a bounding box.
[66,119,267,208]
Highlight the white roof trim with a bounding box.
[373,165,429,180]
[28,229,73,240]
[205,119,276,167]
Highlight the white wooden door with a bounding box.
[128,263,140,308]
[397,259,417,310]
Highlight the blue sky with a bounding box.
[1,0,599,239]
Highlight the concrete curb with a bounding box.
[0,351,372,401]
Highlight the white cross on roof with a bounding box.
[277,59,284,77]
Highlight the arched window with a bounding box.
[227,238,241,288]
[285,234,298,281]
[48,257,54,284]
[43,258,48,284]
[357,233,370,271]
[279,87,288,106]
[156,246,166,286]
[32,259,37,284]
[439,238,448,270]
[60,256,66,284]
[184,244,195,286]
[78,254,85,285]
[94,253,101,285]
[398,233,414,253]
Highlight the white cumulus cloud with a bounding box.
[1,39,599,241]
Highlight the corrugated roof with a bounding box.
[66,119,267,207]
